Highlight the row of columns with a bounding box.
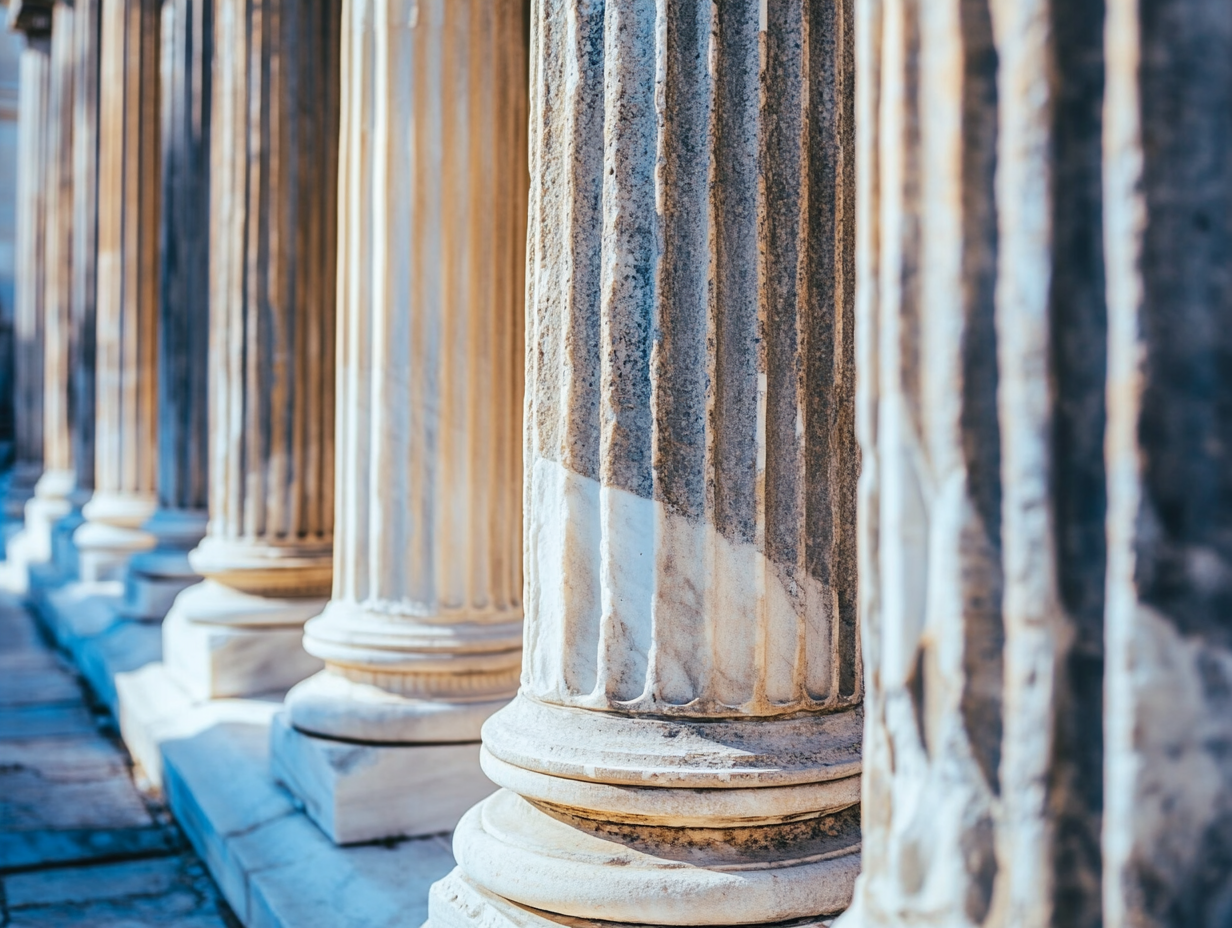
[7,0,1232,926]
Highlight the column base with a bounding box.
[50,507,87,581]
[448,790,860,927]
[426,864,842,928]
[162,580,325,699]
[2,461,42,522]
[269,713,494,845]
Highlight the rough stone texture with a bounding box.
[276,0,526,843]
[438,1,861,925]
[121,0,214,619]
[163,0,342,697]
[73,0,163,578]
[1103,1,1232,925]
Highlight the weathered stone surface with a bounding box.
[1102,1,1232,925]
[438,0,860,924]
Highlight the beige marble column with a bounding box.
[431,1,861,924]
[121,0,212,619]
[49,0,101,577]
[21,0,76,564]
[270,0,527,846]
[4,2,51,524]
[837,1,1108,925]
[1103,1,1232,923]
[72,0,161,581]
[162,0,341,700]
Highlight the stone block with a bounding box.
[269,713,495,845]
[161,608,322,701]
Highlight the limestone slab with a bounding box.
[162,607,323,701]
[269,713,495,845]
[159,710,457,928]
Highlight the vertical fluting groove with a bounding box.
[71,0,101,493]
[157,0,212,512]
[206,0,339,550]
[329,0,525,623]
[13,40,50,477]
[522,0,858,717]
[95,0,160,501]
[43,3,76,477]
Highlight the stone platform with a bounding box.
[20,570,459,928]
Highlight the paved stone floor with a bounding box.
[0,592,240,927]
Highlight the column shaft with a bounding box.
[839,1,1107,926]
[1103,0,1232,923]
[5,12,50,520]
[434,1,861,925]
[122,0,213,619]
[73,0,161,579]
[50,0,102,578]
[21,0,77,562]
[274,0,528,846]
[163,0,341,700]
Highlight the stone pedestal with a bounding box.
[122,0,212,619]
[272,0,527,845]
[162,0,341,699]
[430,1,860,924]
[73,0,161,582]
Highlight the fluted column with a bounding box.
[21,0,76,563]
[837,1,1109,925]
[271,0,527,846]
[162,0,341,700]
[49,0,101,577]
[1103,1,1232,924]
[431,2,860,925]
[4,2,51,524]
[72,0,161,580]
[121,0,212,619]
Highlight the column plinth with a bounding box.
[72,0,161,583]
[162,0,340,700]
[272,0,527,845]
[432,0,859,923]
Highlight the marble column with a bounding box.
[271,0,528,845]
[430,1,861,925]
[121,0,212,619]
[50,0,102,577]
[22,0,76,564]
[162,0,341,700]
[1103,1,1232,923]
[72,0,161,581]
[4,1,52,524]
[837,0,1108,925]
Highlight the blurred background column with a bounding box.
[72,0,161,581]
[431,1,862,924]
[161,0,341,701]
[49,0,101,579]
[0,21,22,469]
[121,0,212,619]
[272,0,528,846]
[2,1,51,531]
[20,0,76,571]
